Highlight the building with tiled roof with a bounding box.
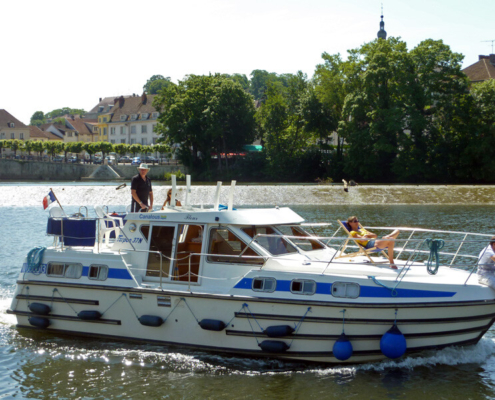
[462,55,495,83]
[28,125,62,142]
[65,115,98,142]
[0,109,30,142]
[86,96,132,119]
[105,93,160,146]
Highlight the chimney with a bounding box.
[119,96,125,108]
[99,97,102,102]
[141,92,147,105]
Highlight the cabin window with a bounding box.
[331,282,360,299]
[89,264,109,281]
[291,279,316,295]
[172,224,204,282]
[146,225,175,278]
[242,226,297,256]
[140,224,150,241]
[276,225,325,251]
[207,227,263,264]
[252,277,276,292]
[47,262,82,279]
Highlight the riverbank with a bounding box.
[2,184,495,206]
[0,159,186,181]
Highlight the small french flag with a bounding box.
[43,190,56,210]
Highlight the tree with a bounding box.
[82,142,97,159]
[153,74,257,176]
[30,111,46,127]
[224,73,250,91]
[129,144,142,157]
[43,141,61,158]
[113,143,129,158]
[143,75,175,94]
[23,140,34,157]
[256,72,312,179]
[31,140,44,158]
[46,108,86,120]
[10,139,22,157]
[250,70,281,100]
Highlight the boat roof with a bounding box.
[124,207,305,226]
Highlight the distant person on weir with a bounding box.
[131,163,153,212]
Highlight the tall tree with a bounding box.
[143,75,175,94]
[30,111,46,127]
[153,74,256,175]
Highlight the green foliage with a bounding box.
[30,111,45,127]
[113,143,129,157]
[129,144,142,156]
[164,170,186,181]
[31,140,44,156]
[143,75,175,94]
[9,139,22,156]
[46,108,86,120]
[153,74,256,176]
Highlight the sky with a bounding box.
[2,0,494,125]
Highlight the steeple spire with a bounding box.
[377,4,387,40]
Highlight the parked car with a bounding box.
[131,157,141,166]
[105,155,116,165]
[53,156,64,163]
[142,156,157,164]
[68,156,78,163]
[119,156,132,164]
[93,157,103,164]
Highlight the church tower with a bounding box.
[377,9,387,40]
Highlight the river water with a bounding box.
[2,184,495,399]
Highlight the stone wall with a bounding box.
[0,159,187,181]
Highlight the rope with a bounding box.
[101,293,126,316]
[425,238,445,275]
[181,297,200,324]
[26,246,46,274]
[122,294,140,320]
[52,288,78,315]
[289,307,312,347]
[340,309,346,334]
[368,276,398,297]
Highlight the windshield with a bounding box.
[242,225,326,255]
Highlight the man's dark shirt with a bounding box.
[131,174,152,212]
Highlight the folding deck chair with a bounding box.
[336,220,388,264]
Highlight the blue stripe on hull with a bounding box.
[234,278,456,298]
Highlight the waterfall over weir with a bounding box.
[2,184,495,207]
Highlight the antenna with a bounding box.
[482,40,495,54]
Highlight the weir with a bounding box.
[2,184,495,207]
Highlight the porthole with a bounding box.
[88,264,109,281]
[331,282,360,299]
[291,279,316,295]
[252,277,276,293]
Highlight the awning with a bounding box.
[243,145,263,152]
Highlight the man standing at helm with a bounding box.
[131,163,153,212]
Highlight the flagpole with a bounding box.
[50,188,65,214]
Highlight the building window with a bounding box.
[141,125,147,133]
[111,127,116,135]
[121,139,126,144]
[141,113,149,120]
[20,133,24,140]
[120,126,125,135]
[141,138,147,145]
[131,126,136,134]
[120,115,127,121]
[11,133,15,139]
[130,139,136,144]
[9,122,15,128]
[103,117,107,122]
[153,137,157,144]
[103,128,107,136]
[152,112,158,119]
[68,132,72,137]
[131,114,137,120]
